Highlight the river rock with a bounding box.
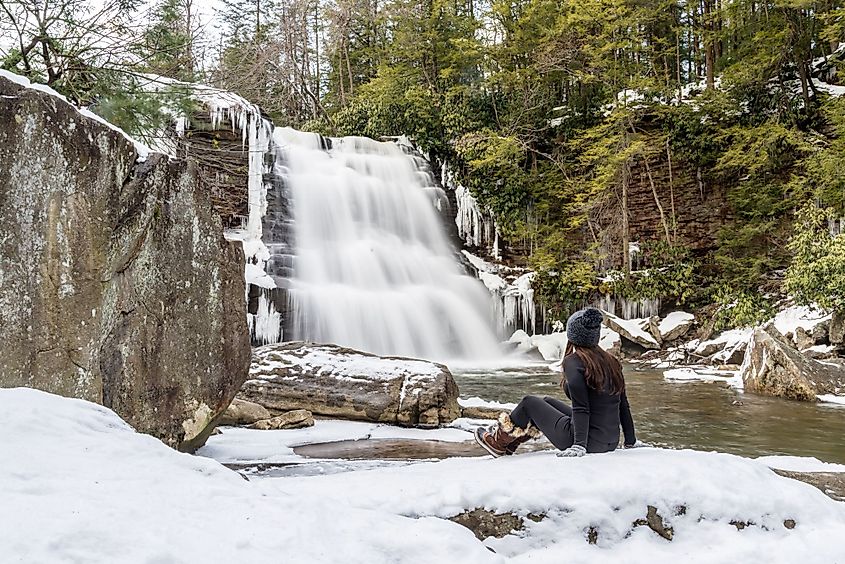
[658,312,695,342]
[250,409,314,430]
[602,311,660,350]
[794,327,816,351]
[241,342,461,427]
[449,509,526,540]
[0,72,250,451]
[740,325,845,401]
[219,398,272,426]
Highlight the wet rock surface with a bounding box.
[0,74,250,451]
[241,342,461,427]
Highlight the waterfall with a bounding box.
[260,127,503,361]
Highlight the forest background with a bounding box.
[3,0,844,326]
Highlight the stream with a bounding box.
[454,363,845,465]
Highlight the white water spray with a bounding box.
[270,128,504,361]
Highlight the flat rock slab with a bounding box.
[775,470,845,502]
[293,438,553,460]
[241,342,461,427]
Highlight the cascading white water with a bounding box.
[272,127,504,361]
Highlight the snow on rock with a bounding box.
[602,311,660,349]
[658,312,695,342]
[267,445,845,563]
[694,328,752,361]
[756,455,845,473]
[199,419,474,465]
[600,326,622,356]
[0,69,151,161]
[527,333,567,361]
[240,342,461,427]
[664,367,742,389]
[817,394,845,406]
[771,305,832,342]
[508,329,531,345]
[1,388,493,564]
[458,397,519,412]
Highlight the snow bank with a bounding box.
[8,388,845,564]
[1,69,151,161]
[756,455,845,473]
[267,447,845,563]
[0,388,493,564]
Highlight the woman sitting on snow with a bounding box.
[474,307,640,457]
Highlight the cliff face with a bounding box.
[594,152,733,270]
[0,73,250,451]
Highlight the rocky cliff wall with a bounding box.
[0,73,250,451]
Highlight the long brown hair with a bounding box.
[562,342,625,395]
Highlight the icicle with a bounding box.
[251,292,282,344]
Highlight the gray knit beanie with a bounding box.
[566,308,604,348]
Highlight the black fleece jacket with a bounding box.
[563,353,636,452]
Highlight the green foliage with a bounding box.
[533,261,598,323]
[713,286,775,330]
[453,131,529,232]
[601,242,700,306]
[804,97,845,213]
[785,204,845,312]
[139,0,195,81]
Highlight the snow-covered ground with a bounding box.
[5,388,845,564]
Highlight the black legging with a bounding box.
[509,395,575,450]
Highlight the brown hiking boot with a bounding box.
[504,435,532,455]
[474,413,541,458]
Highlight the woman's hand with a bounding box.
[624,440,651,449]
[557,445,586,457]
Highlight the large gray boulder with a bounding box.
[740,325,845,401]
[0,74,250,451]
[241,342,461,427]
